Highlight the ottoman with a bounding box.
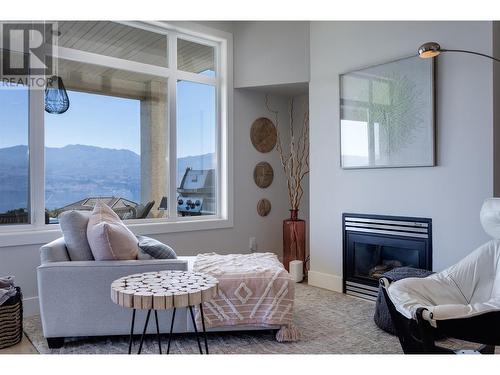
[374,267,434,335]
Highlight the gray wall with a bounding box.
[308,21,495,291]
[234,21,310,88]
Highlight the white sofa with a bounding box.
[37,237,277,348]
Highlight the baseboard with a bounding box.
[308,270,343,293]
[22,296,39,317]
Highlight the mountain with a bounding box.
[0,145,29,213]
[45,144,141,210]
[0,144,215,212]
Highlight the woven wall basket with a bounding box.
[0,287,23,349]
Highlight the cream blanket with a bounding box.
[193,252,300,342]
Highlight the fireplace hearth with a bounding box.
[343,213,432,301]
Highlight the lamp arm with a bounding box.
[441,49,500,63]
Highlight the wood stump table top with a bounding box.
[111,270,218,310]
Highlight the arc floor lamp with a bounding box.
[418,42,500,62]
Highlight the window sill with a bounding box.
[0,216,233,248]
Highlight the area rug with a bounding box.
[24,283,403,354]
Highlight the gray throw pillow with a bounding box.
[137,235,177,259]
[59,210,94,261]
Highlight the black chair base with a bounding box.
[381,285,498,354]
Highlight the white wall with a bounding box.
[308,21,495,292]
[234,21,310,88]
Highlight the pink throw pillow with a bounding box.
[87,201,139,260]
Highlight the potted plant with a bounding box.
[266,95,309,274]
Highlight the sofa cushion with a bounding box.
[58,210,94,261]
[87,201,139,260]
[137,235,177,259]
[40,237,71,264]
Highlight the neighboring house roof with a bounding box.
[56,196,138,212]
[177,168,215,194]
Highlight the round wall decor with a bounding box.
[250,117,277,153]
[253,162,274,188]
[257,199,272,217]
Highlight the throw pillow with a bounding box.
[137,249,154,260]
[87,201,139,260]
[58,210,94,261]
[137,235,177,259]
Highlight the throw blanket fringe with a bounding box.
[276,323,301,342]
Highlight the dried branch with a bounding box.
[265,94,309,211]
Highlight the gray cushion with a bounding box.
[374,267,434,335]
[137,249,155,260]
[58,210,94,261]
[137,235,177,259]
[40,237,70,264]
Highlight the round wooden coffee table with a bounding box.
[111,270,218,354]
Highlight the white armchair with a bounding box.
[381,198,500,354]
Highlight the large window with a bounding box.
[0,83,30,225]
[0,21,229,231]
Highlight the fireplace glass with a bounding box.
[353,242,420,280]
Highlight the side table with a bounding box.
[111,270,218,354]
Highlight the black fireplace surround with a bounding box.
[343,213,432,301]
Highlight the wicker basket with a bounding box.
[0,287,23,349]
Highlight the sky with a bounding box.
[0,79,216,159]
[0,85,29,147]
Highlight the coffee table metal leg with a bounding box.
[167,307,176,354]
[128,309,136,354]
[189,305,203,354]
[154,310,162,354]
[138,309,151,354]
[199,303,209,354]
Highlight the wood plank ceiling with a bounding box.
[57,21,215,74]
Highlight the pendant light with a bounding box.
[45,76,70,114]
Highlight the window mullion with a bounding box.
[175,71,216,86]
[214,42,222,219]
[217,40,228,220]
[29,87,45,227]
[167,33,178,220]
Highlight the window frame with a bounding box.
[0,21,233,246]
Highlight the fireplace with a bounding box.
[343,213,432,301]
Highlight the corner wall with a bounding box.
[309,21,494,291]
[233,21,310,88]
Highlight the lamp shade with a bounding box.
[480,198,500,239]
[45,76,70,114]
[418,42,441,59]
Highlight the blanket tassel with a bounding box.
[276,323,301,342]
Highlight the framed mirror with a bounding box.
[340,56,435,169]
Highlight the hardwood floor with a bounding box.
[0,334,38,354]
